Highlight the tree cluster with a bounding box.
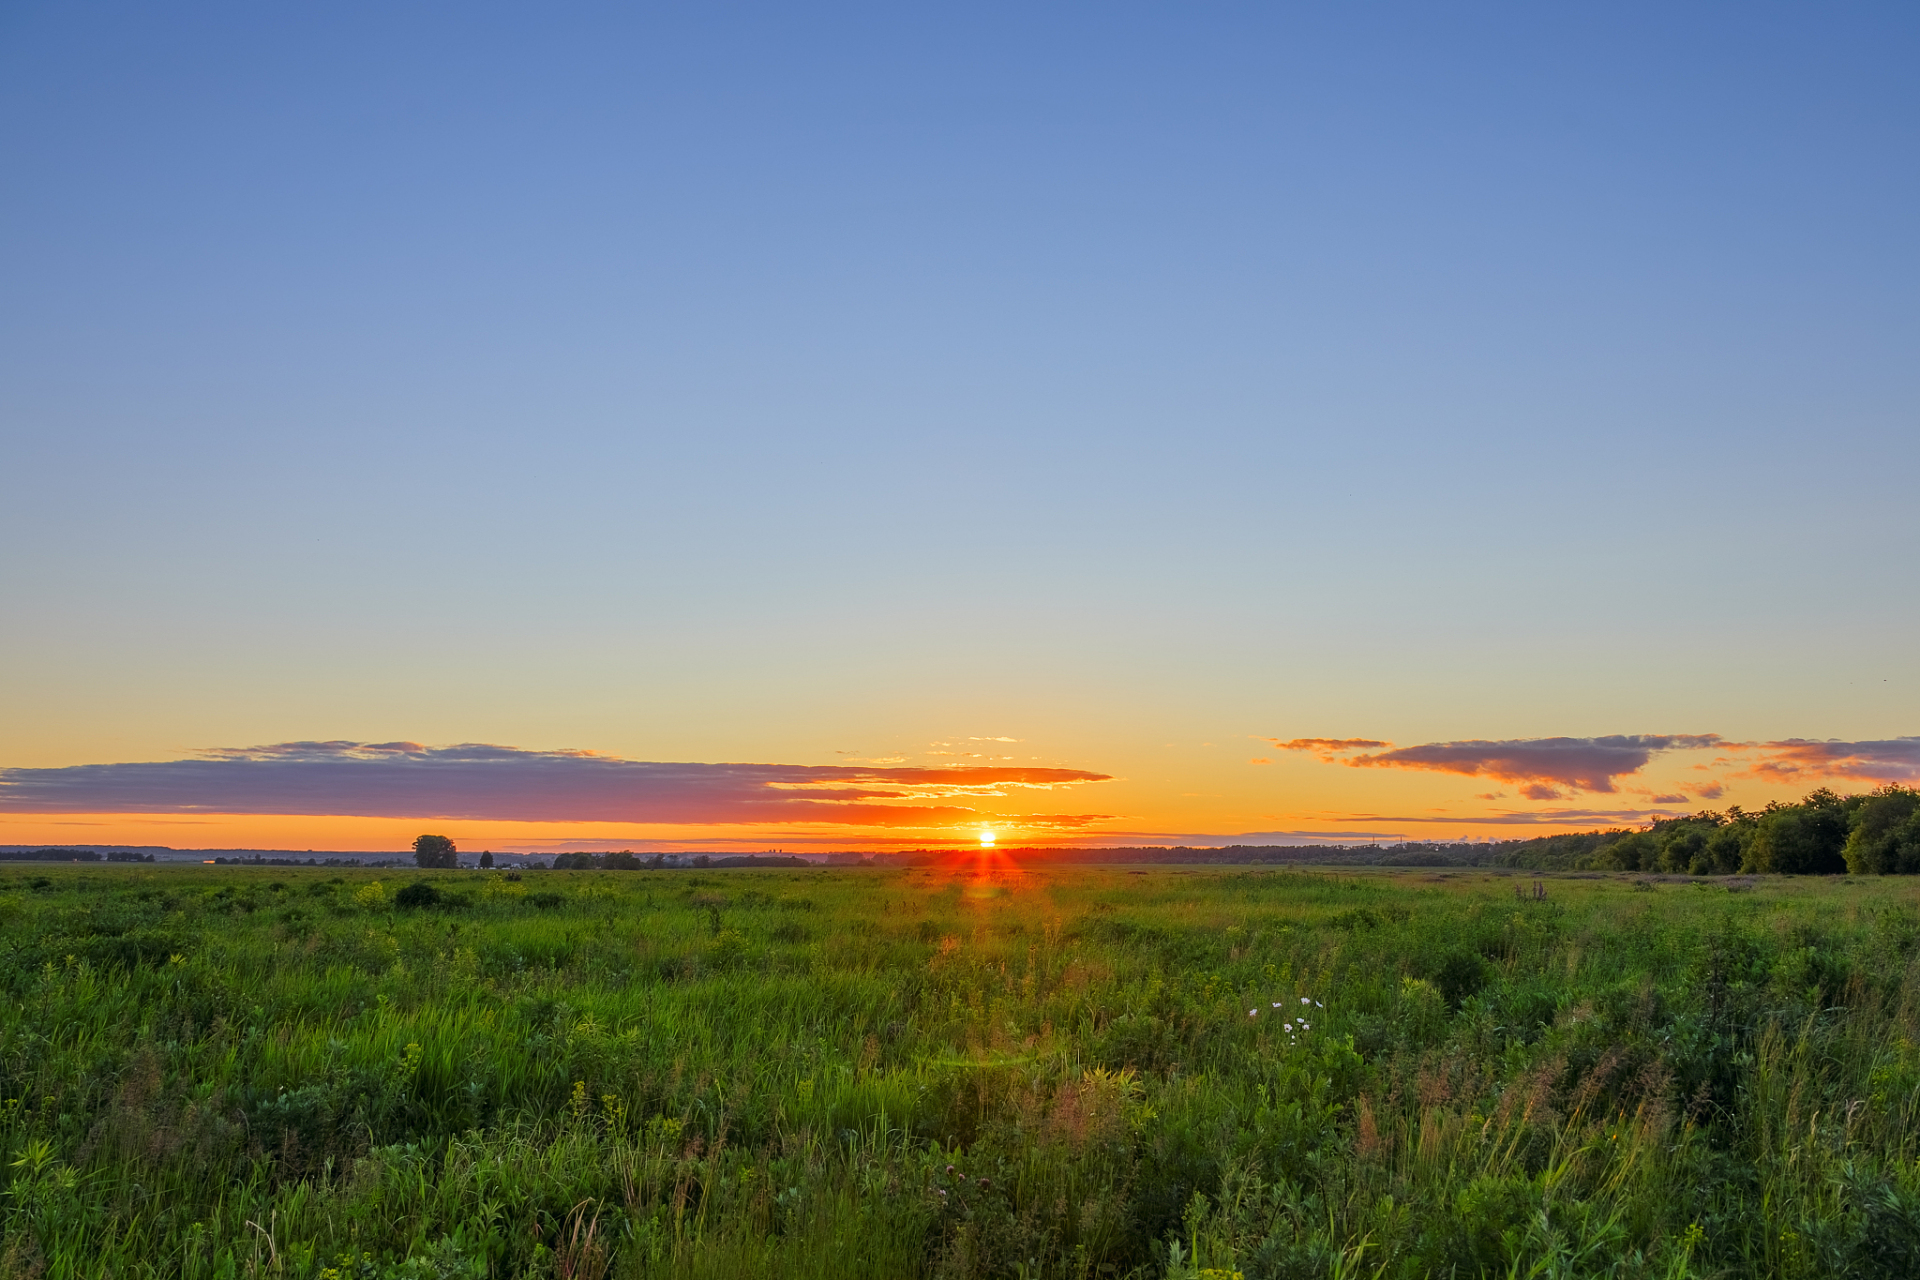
[547,851,679,870]
[411,834,459,869]
[1588,786,1920,875]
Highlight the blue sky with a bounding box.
[2,2,1916,847]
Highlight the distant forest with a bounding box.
[0,848,153,862]
[1487,785,1920,875]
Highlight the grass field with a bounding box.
[2,862,1918,1279]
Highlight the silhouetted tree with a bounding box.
[478,851,494,869]
[413,834,457,869]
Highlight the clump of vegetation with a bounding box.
[393,880,442,910]
[1491,785,1920,876]
[0,863,1917,1278]
[411,834,459,870]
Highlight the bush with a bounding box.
[1433,951,1489,1009]
[1750,801,1849,874]
[1845,787,1920,874]
[395,881,442,909]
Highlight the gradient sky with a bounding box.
[2,2,1916,851]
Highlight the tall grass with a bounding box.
[1,865,1916,1278]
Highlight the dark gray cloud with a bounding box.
[1336,734,1722,794]
[0,742,1112,827]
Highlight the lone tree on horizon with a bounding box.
[413,833,457,869]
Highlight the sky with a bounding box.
[1,2,1916,852]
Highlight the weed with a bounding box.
[0,865,1911,1277]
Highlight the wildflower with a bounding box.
[1248,1008,1258,1017]
[1300,1021,1310,1030]
[1272,1002,1282,1008]
[1300,997,1310,1005]
[1283,1023,1292,1031]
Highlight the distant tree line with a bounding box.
[542,852,812,870]
[1494,786,1920,875]
[551,851,660,870]
[0,848,154,862]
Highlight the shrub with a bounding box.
[1433,951,1489,1009]
[1845,787,1920,874]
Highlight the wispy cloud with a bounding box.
[1265,738,1391,761]
[1275,734,1721,798]
[1740,738,1920,785]
[0,742,1112,827]
[1341,807,1688,827]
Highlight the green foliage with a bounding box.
[1565,787,1920,877]
[1749,791,1851,874]
[394,881,442,910]
[2,864,1919,1278]
[1843,786,1920,874]
[411,835,457,870]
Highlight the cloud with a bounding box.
[1331,734,1722,795]
[1692,783,1725,800]
[0,742,1112,827]
[1649,793,1689,804]
[1742,738,1920,785]
[1038,828,1425,846]
[1211,829,1423,844]
[1343,807,1687,827]
[1266,737,1392,761]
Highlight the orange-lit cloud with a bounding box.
[0,741,1112,828]
[1738,738,1920,785]
[1265,737,1391,761]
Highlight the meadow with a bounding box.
[1,862,1917,1280]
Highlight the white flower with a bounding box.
[1272,1002,1282,1008]
[1301,997,1311,1004]
[1283,1023,1293,1031]
[1248,1009,1257,1017]
[1300,1021,1310,1030]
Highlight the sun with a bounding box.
[979,829,997,847]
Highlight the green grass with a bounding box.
[2,864,1918,1279]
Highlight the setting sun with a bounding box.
[979,829,996,847]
